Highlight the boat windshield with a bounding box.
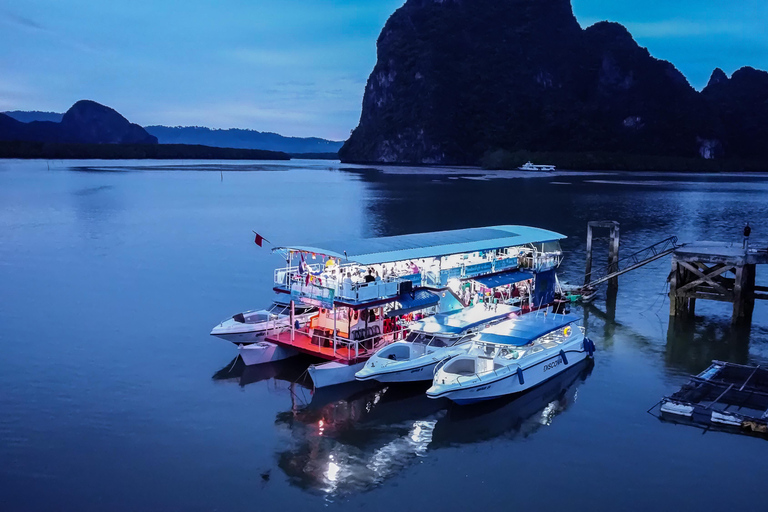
[406,332,433,345]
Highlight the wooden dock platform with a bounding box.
[669,241,768,324]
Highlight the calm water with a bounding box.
[2,159,768,511]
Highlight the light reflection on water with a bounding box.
[214,357,592,497]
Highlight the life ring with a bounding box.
[563,326,572,337]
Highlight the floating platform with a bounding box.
[654,361,768,437]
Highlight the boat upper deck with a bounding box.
[273,225,565,308]
[274,225,565,265]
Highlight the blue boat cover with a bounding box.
[472,270,533,288]
[386,290,441,317]
[273,225,566,265]
[410,304,519,335]
[475,313,581,346]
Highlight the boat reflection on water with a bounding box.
[431,359,594,447]
[212,356,313,389]
[274,359,594,496]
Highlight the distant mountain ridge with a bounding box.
[0,101,156,144]
[340,0,768,165]
[5,111,343,154]
[144,126,343,154]
[3,111,64,123]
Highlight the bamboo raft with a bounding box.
[652,361,768,437]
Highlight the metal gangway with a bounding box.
[583,235,678,289]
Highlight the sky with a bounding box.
[1,0,766,140]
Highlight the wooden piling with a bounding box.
[584,221,621,288]
[669,242,765,325]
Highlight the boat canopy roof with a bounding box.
[475,313,581,346]
[472,269,534,288]
[385,290,441,318]
[411,304,519,336]
[273,225,566,266]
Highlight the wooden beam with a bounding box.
[676,261,734,295]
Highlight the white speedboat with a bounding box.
[210,301,317,344]
[427,312,595,404]
[355,303,518,383]
[518,161,555,172]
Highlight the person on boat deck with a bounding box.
[409,261,420,274]
[374,271,382,283]
[364,271,375,283]
[342,271,353,294]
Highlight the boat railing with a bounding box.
[284,324,410,359]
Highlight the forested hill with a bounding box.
[340,0,768,166]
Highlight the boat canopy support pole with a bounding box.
[333,304,337,356]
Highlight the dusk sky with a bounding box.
[2,0,766,140]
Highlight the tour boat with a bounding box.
[210,299,317,344]
[519,161,555,172]
[237,225,567,388]
[427,312,595,404]
[355,303,519,383]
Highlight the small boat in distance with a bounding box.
[518,161,555,172]
[355,303,519,383]
[427,312,595,404]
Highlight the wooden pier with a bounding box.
[669,242,768,325]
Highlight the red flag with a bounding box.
[252,231,270,247]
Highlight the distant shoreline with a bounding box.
[0,141,290,160]
[341,150,768,173]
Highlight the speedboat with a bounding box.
[518,161,555,172]
[355,303,518,383]
[427,312,595,404]
[210,300,317,344]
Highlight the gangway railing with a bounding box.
[584,236,678,288]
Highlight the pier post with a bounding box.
[584,220,621,288]
[608,223,620,289]
[584,224,594,287]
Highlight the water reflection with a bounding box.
[665,317,751,375]
[212,356,313,388]
[272,360,593,496]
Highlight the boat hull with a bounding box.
[213,330,267,344]
[238,341,299,366]
[309,360,366,388]
[357,356,452,383]
[428,345,589,404]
